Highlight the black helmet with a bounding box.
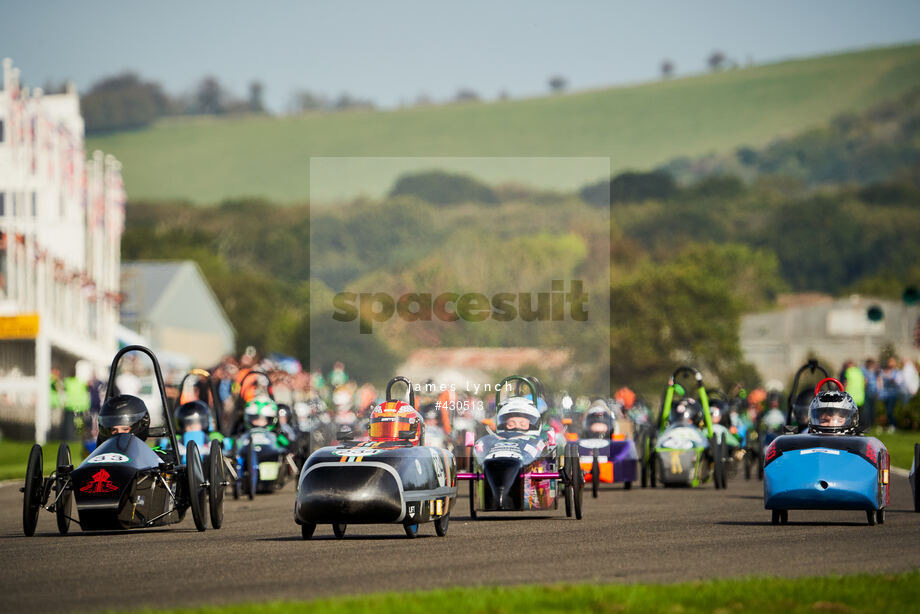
[98,394,150,443]
[807,390,859,435]
[584,400,614,436]
[792,389,815,428]
[672,398,702,428]
[175,400,210,433]
[277,403,296,426]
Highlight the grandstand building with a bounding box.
[0,58,124,442]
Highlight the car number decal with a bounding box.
[87,453,130,464]
[334,448,382,457]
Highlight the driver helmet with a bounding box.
[792,389,815,428]
[369,400,423,445]
[245,396,278,430]
[175,400,210,433]
[496,396,540,432]
[710,400,728,425]
[807,389,859,435]
[583,400,615,436]
[98,394,150,443]
[672,398,702,428]
[277,403,295,427]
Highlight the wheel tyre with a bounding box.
[780,510,788,525]
[876,508,885,525]
[573,462,584,520]
[624,481,632,490]
[866,510,876,526]
[55,443,72,535]
[22,444,43,537]
[709,437,722,490]
[650,449,657,488]
[914,444,920,513]
[468,476,478,520]
[208,440,224,529]
[434,513,449,537]
[404,522,419,538]
[301,522,316,540]
[186,441,207,531]
[333,523,347,539]
[591,458,600,499]
[771,510,781,525]
[247,445,257,500]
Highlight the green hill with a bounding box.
[88,43,920,204]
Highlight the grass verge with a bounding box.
[134,571,920,614]
[0,440,70,481]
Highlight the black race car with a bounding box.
[21,345,223,535]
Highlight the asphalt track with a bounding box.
[2,470,919,614]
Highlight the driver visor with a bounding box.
[369,416,411,439]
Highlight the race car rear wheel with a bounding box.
[771,509,788,525]
[300,522,316,540]
[876,509,885,525]
[186,441,207,532]
[591,457,600,499]
[404,522,419,538]
[866,510,876,526]
[208,440,224,530]
[624,481,632,490]
[333,523,347,539]
[434,513,449,537]
[22,444,43,537]
[55,443,72,535]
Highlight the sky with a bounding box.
[2,0,919,113]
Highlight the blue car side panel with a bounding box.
[764,448,879,511]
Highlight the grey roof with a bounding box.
[120,261,187,318]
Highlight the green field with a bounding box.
[138,572,920,614]
[0,440,71,481]
[87,43,920,204]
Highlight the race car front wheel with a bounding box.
[22,444,43,537]
[55,443,72,535]
[468,477,478,519]
[914,444,920,513]
[333,523,347,539]
[186,441,207,532]
[208,440,224,530]
[435,513,450,537]
[771,509,788,525]
[301,522,316,540]
[591,457,600,499]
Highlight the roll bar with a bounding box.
[104,345,179,464]
[386,376,416,407]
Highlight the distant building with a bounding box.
[120,261,235,368]
[0,59,124,442]
[741,294,920,384]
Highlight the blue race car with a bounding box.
[764,377,890,526]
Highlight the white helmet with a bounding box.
[496,396,540,432]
